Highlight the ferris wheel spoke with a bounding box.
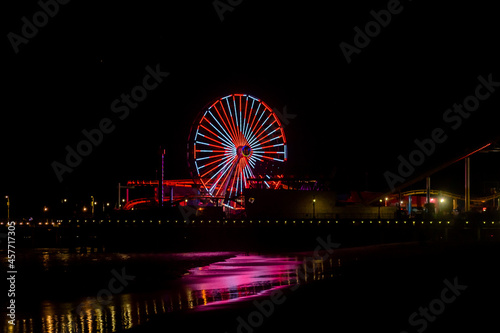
[204,118,234,148]
[223,97,240,144]
[213,104,238,143]
[245,102,262,142]
[199,124,231,148]
[242,96,250,140]
[243,97,257,140]
[251,152,285,162]
[254,143,285,150]
[207,111,235,146]
[196,134,232,150]
[197,153,232,171]
[232,96,240,135]
[210,162,237,195]
[247,107,274,145]
[249,116,275,146]
[249,126,281,150]
[224,105,242,145]
[252,129,281,147]
[201,153,235,179]
[194,140,227,150]
[213,157,239,197]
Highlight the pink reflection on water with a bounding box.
[180,254,302,308]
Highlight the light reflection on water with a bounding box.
[2,253,336,333]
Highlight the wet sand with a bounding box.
[122,241,500,333]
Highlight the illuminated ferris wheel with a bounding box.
[187,94,287,205]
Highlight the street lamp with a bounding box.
[5,196,9,222]
[378,199,383,219]
[312,196,316,219]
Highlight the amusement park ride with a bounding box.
[121,93,288,215]
[118,93,500,218]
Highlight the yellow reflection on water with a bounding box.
[201,289,207,305]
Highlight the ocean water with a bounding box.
[1,249,335,333]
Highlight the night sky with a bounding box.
[2,0,500,217]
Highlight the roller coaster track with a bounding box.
[369,137,500,205]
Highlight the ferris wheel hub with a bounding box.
[237,145,252,158]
